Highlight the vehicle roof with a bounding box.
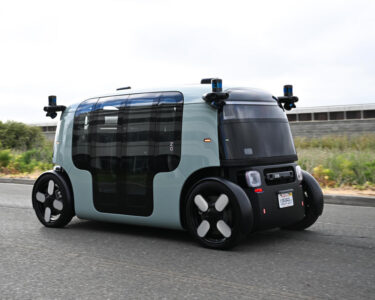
[68,84,275,111]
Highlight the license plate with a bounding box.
[278,191,294,208]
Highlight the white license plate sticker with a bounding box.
[278,192,294,208]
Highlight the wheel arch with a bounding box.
[34,167,75,214]
[180,170,253,235]
[302,170,324,216]
[179,167,222,229]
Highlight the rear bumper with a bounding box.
[245,180,305,230]
[224,162,306,230]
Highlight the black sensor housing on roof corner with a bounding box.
[278,85,298,111]
[202,78,228,109]
[44,95,66,119]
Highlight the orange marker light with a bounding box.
[203,138,212,143]
[254,188,263,193]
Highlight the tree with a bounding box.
[0,121,46,151]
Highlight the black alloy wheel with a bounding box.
[32,172,74,228]
[186,180,243,249]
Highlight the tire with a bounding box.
[32,171,75,228]
[284,170,324,230]
[185,178,253,250]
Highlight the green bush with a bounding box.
[11,147,53,173]
[296,135,375,188]
[13,156,37,173]
[0,121,53,174]
[0,150,12,167]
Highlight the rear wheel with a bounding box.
[185,180,245,249]
[32,172,74,228]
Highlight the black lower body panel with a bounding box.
[246,181,305,230]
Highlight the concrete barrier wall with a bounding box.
[43,132,56,141]
[289,119,375,137]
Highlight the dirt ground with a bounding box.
[322,187,375,197]
[0,171,41,180]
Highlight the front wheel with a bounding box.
[32,172,75,228]
[284,170,324,230]
[185,178,253,250]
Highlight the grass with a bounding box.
[294,134,375,151]
[0,121,54,177]
[0,144,53,176]
[295,134,375,190]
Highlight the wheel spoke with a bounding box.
[53,200,63,211]
[47,180,55,196]
[215,194,229,212]
[197,220,210,238]
[194,195,208,212]
[216,220,232,238]
[44,207,51,223]
[35,192,46,203]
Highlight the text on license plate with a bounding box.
[278,192,294,208]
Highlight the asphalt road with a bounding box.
[0,183,374,299]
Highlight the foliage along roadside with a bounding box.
[0,121,53,174]
[296,134,375,190]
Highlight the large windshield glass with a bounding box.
[220,103,297,164]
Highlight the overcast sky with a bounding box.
[0,0,374,123]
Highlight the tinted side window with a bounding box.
[72,98,98,169]
[72,92,184,216]
[90,97,127,211]
[117,93,159,215]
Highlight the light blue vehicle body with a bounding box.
[33,80,324,249]
[52,85,242,230]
